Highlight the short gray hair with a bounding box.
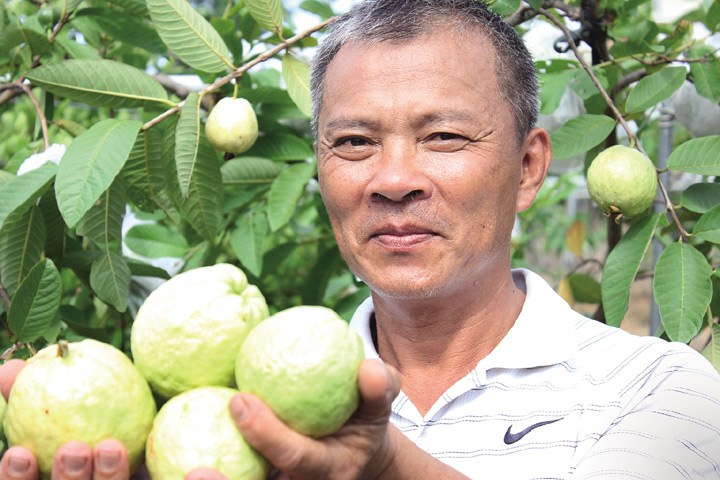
[310,0,539,144]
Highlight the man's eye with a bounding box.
[434,133,463,141]
[336,137,369,147]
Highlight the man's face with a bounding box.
[316,30,541,301]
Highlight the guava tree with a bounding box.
[0,0,718,375]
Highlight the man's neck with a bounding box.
[371,270,526,416]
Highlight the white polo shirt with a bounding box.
[349,269,720,479]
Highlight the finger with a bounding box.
[51,441,93,480]
[0,446,39,480]
[0,359,27,401]
[229,393,326,476]
[185,467,229,480]
[354,359,401,422]
[92,439,129,480]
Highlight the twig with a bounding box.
[506,0,581,27]
[539,8,689,242]
[0,344,21,362]
[19,82,50,150]
[142,16,338,131]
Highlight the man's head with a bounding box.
[310,0,539,143]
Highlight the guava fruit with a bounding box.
[586,145,658,218]
[0,393,6,449]
[235,305,365,437]
[3,339,156,478]
[205,97,258,154]
[131,263,268,399]
[146,386,269,480]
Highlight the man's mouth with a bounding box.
[370,225,437,249]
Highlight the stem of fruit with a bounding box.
[141,16,338,131]
[539,8,689,241]
[57,340,69,358]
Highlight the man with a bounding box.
[2,0,720,479]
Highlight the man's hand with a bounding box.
[0,359,133,480]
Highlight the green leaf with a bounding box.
[89,250,130,312]
[147,0,234,72]
[25,59,171,108]
[549,114,616,160]
[525,0,542,10]
[105,0,149,16]
[702,322,720,374]
[302,245,342,305]
[489,0,520,15]
[602,214,661,327]
[125,223,189,258]
[0,162,56,232]
[282,53,312,117]
[7,259,61,342]
[625,66,687,113]
[230,210,268,277]
[267,162,315,231]
[693,203,720,243]
[38,187,66,258]
[75,177,126,252]
[246,0,283,33]
[176,92,202,198]
[538,68,576,115]
[222,157,283,185]
[689,45,720,103]
[55,119,141,228]
[299,0,334,20]
[126,259,172,279]
[0,25,51,56]
[667,136,720,176]
[0,206,46,297]
[52,0,83,18]
[681,182,720,213]
[245,133,313,161]
[122,128,166,213]
[78,8,166,54]
[59,305,111,343]
[567,273,601,304]
[653,242,713,343]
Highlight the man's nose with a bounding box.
[366,141,432,203]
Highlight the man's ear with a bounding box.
[516,127,552,213]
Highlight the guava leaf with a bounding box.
[702,322,720,374]
[302,245,342,306]
[488,0,520,15]
[681,182,720,213]
[230,210,268,277]
[689,46,720,103]
[78,8,165,54]
[625,66,687,113]
[246,0,283,33]
[567,273,601,304]
[267,162,315,232]
[59,305,111,343]
[299,0,335,20]
[147,0,234,72]
[550,114,616,160]
[38,187,66,259]
[693,203,720,244]
[245,133,313,161]
[602,213,661,327]
[126,259,172,279]
[0,206,47,298]
[176,92,202,199]
[538,69,576,115]
[90,250,131,312]
[565,220,585,257]
[8,259,62,343]
[667,136,720,176]
[24,59,171,108]
[221,157,282,185]
[282,53,312,117]
[76,177,126,253]
[0,162,56,232]
[55,119,141,228]
[122,128,166,213]
[125,223,189,258]
[0,25,50,56]
[653,242,713,343]
[105,0,149,16]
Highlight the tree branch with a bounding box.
[142,16,338,131]
[19,82,49,150]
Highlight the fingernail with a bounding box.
[96,451,120,471]
[8,457,30,476]
[62,455,87,474]
[230,395,248,423]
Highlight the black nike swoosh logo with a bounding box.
[503,418,562,445]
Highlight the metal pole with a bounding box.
[649,105,674,336]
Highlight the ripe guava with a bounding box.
[235,306,365,437]
[146,386,269,480]
[3,340,156,478]
[205,97,258,154]
[131,264,269,399]
[586,145,658,218]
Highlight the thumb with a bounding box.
[353,359,401,423]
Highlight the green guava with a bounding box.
[3,340,156,479]
[0,393,6,451]
[235,306,365,437]
[205,97,258,154]
[586,145,658,218]
[131,263,269,399]
[146,386,269,480]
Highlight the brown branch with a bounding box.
[539,7,689,242]
[611,69,646,98]
[19,82,49,150]
[506,1,581,27]
[142,16,338,131]
[153,74,215,111]
[0,344,21,362]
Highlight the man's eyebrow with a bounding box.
[323,118,381,132]
[413,112,476,128]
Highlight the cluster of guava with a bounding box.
[2,263,365,480]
